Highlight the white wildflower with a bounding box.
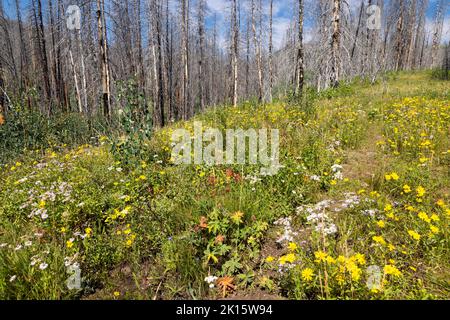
[39,263,48,270]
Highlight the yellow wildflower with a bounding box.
[408,230,421,241]
[403,185,412,193]
[418,212,431,223]
[279,253,296,265]
[354,253,366,266]
[370,191,380,198]
[301,268,314,282]
[416,186,426,197]
[231,211,244,224]
[377,220,386,228]
[384,264,402,277]
[66,240,74,248]
[314,251,328,263]
[430,225,439,234]
[373,236,386,246]
[326,256,336,264]
[436,199,445,208]
[85,227,92,237]
[430,214,439,222]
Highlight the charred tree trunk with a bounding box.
[198,0,206,111]
[295,0,305,96]
[96,0,111,118]
[268,0,273,102]
[231,0,239,108]
[35,0,52,112]
[330,0,341,87]
[252,0,263,103]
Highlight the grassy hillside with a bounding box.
[0,72,449,300]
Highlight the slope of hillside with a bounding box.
[0,72,449,300]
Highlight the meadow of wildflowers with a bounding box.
[0,72,448,300]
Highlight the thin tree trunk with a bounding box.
[34,0,52,112]
[181,0,189,119]
[330,0,341,87]
[245,18,250,98]
[295,0,305,96]
[351,1,364,61]
[69,45,82,113]
[252,0,263,103]
[96,0,110,118]
[232,0,239,108]
[78,30,88,114]
[15,0,28,94]
[198,0,205,111]
[268,0,273,102]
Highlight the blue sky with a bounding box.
[2,0,449,49]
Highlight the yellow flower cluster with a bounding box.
[380,97,450,164]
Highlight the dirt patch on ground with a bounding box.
[223,290,286,300]
[342,125,388,184]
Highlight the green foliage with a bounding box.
[430,68,450,80]
[110,79,153,167]
[0,110,108,164]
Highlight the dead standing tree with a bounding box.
[252,0,263,103]
[268,0,273,102]
[96,0,111,118]
[197,0,206,111]
[231,0,239,108]
[431,0,446,68]
[295,0,305,96]
[330,0,342,88]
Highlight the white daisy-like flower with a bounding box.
[204,275,218,283]
[333,171,344,180]
[25,241,33,247]
[331,164,343,173]
[204,275,218,288]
